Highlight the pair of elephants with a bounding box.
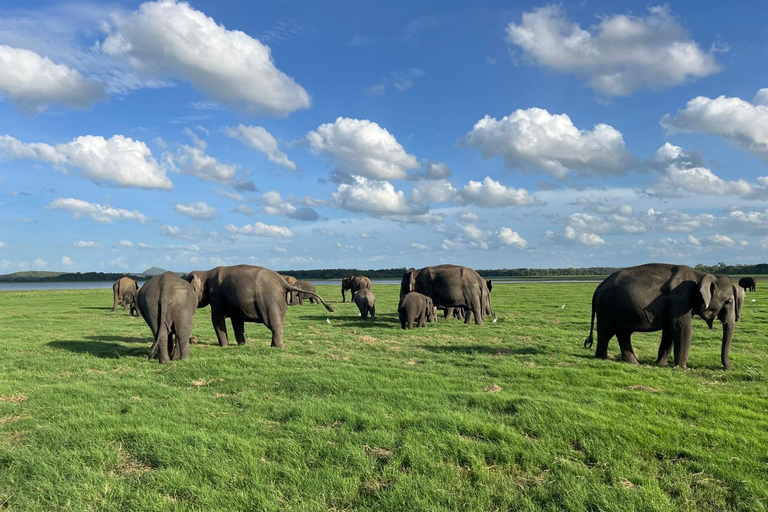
[279,275,319,305]
[112,276,139,316]
[341,275,377,320]
[585,263,743,370]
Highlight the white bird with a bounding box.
[492,317,498,324]
[751,299,757,303]
[326,318,331,324]
[560,304,566,309]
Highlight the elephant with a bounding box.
[735,285,745,322]
[353,289,376,320]
[738,277,756,292]
[341,275,372,302]
[122,289,139,317]
[112,276,139,312]
[187,265,334,348]
[136,272,198,364]
[584,264,740,370]
[280,274,300,305]
[400,265,490,325]
[295,280,317,305]
[398,292,435,329]
[445,281,493,320]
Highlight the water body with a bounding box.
[0,278,600,292]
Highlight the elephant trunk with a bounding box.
[721,311,734,370]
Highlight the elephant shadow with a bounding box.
[296,314,401,329]
[48,339,150,359]
[81,306,117,311]
[419,345,547,356]
[84,335,148,344]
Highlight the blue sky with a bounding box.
[1,0,768,273]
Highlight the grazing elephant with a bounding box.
[353,289,376,320]
[401,265,490,325]
[112,276,139,312]
[584,264,740,370]
[280,274,300,305]
[122,289,139,317]
[136,272,197,364]
[187,265,333,348]
[738,277,756,292]
[399,292,435,329]
[341,276,372,302]
[295,280,317,305]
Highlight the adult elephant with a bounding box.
[280,274,300,305]
[584,264,740,370]
[341,276,372,302]
[112,276,139,312]
[445,280,493,320]
[738,277,756,292]
[136,272,197,364]
[295,280,317,305]
[187,265,333,348]
[401,265,489,325]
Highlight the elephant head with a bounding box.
[698,274,738,369]
[400,269,416,298]
[186,270,210,308]
[424,297,435,322]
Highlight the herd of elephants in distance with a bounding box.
[110,263,758,370]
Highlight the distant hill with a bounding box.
[142,267,168,276]
[0,271,66,281]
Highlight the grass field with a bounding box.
[0,283,766,511]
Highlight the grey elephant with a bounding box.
[280,274,300,305]
[295,280,317,305]
[112,276,139,312]
[584,263,740,370]
[401,265,491,325]
[136,272,198,364]
[341,275,372,302]
[399,292,435,329]
[353,289,376,320]
[738,277,756,292]
[122,289,139,317]
[187,265,333,348]
[734,285,745,322]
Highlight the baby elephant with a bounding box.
[399,292,435,329]
[137,272,198,364]
[353,289,376,320]
[122,289,139,317]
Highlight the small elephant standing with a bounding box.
[399,292,435,329]
[353,289,376,320]
[280,275,300,305]
[341,275,372,302]
[738,277,756,292]
[187,265,334,348]
[401,265,491,325]
[136,272,198,364]
[295,280,317,305]
[112,276,139,312]
[122,289,139,317]
[584,263,740,370]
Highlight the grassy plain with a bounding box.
[0,283,766,512]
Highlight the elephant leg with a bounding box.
[176,323,192,360]
[157,329,170,364]
[231,317,247,346]
[211,310,229,347]
[112,288,119,311]
[469,296,483,326]
[616,330,639,365]
[269,316,284,349]
[370,306,375,321]
[672,318,693,369]
[418,313,426,328]
[169,332,181,360]
[595,322,612,359]
[445,307,454,320]
[656,328,674,366]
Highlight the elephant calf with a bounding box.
[295,280,317,305]
[113,276,139,312]
[353,289,376,320]
[136,272,198,364]
[122,289,139,317]
[399,292,435,329]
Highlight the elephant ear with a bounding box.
[400,270,416,295]
[697,273,717,309]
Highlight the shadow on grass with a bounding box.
[81,306,118,311]
[419,345,547,355]
[48,340,149,359]
[296,314,402,329]
[84,335,147,344]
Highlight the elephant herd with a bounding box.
[111,263,757,370]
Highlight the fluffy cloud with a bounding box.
[224,125,296,170]
[173,201,217,220]
[464,108,636,179]
[257,191,319,221]
[0,242,5,249]
[564,226,605,246]
[47,198,151,223]
[506,5,720,96]
[461,177,538,207]
[174,145,236,183]
[224,222,296,238]
[412,179,459,204]
[73,241,101,248]
[307,117,419,180]
[0,45,105,112]
[158,225,201,241]
[100,0,310,115]
[411,243,430,250]
[333,175,423,217]
[0,134,172,189]
[661,90,768,160]
[61,256,74,266]
[498,228,527,248]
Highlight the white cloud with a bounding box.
[307,117,419,180]
[158,225,201,241]
[61,256,74,266]
[333,175,424,217]
[73,240,101,248]
[465,108,636,179]
[271,246,287,253]
[115,240,133,248]
[498,228,527,248]
[506,5,720,96]
[456,212,479,223]
[257,191,319,221]
[0,45,105,112]
[34,258,48,268]
[47,198,151,223]
[173,201,217,220]
[232,205,255,215]
[366,83,385,96]
[224,222,296,239]
[0,242,5,249]
[175,145,236,183]
[564,226,605,245]
[461,177,538,207]
[0,134,172,189]
[662,90,768,161]
[411,243,429,250]
[100,0,310,115]
[224,125,296,170]
[412,179,459,203]
[704,234,735,247]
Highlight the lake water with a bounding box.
[0,278,600,292]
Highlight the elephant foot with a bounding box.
[722,363,732,371]
[622,353,639,365]
[655,359,669,367]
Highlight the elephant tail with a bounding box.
[285,284,335,313]
[584,289,597,349]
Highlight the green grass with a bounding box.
[1,284,766,512]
